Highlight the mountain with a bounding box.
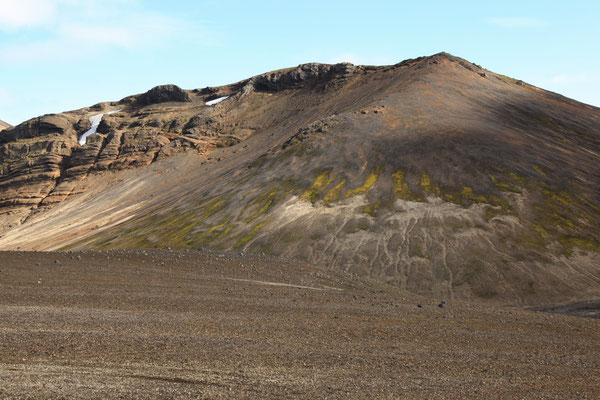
[0,120,11,131]
[1,52,599,304]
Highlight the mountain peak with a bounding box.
[0,54,599,305]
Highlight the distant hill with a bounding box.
[1,52,599,305]
[0,120,11,131]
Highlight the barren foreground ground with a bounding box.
[0,250,599,399]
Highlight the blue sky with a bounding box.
[1,0,599,125]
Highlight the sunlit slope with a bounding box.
[1,53,599,304]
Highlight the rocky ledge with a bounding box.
[0,84,244,225]
[251,62,356,91]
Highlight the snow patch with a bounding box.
[79,109,120,145]
[205,96,229,106]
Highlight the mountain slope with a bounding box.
[0,120,10,131]
[1,53,599,304]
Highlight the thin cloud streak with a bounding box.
[486,17,547,29]
[0,2,218,64]
[548,74,592,85]
[0,0,60,30]
[0,87,14,106]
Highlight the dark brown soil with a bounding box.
[1,250,598,398]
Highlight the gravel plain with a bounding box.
[1,250,599,399]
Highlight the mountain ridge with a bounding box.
[1,52,599,305]
[0,120,11,131]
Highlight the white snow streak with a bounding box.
[79,109,120,145]
[205,96,229,106]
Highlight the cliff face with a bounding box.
[0,84,250,225]
[1,53,599,305]
[0,63,361,225]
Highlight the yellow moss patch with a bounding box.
[559,235,600,256]
[215,224,235,240]
[484,207,503,221]
[242,180,295,222]
[392,169,423,201]
[245,198,274,223]
[362,201,382,217]
[461,186,487,203]
[541,188,573,207]
[311,170,333,191]
[444,186,487,206]
[532,165,547,177]
[344,166,381,198]
[301,170,334,203]
[420,171,440,197]
[234,221,268,249]
[524,180,600,255]
[574,193,600,212]
[489,194,510,210]
[499,74,520,85]
[490,175,521,193]
[323,178,346,203]
[507,171,526,186]
[193,217,234,245]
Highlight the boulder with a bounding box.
[137,84,192,105]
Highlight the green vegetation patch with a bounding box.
[532,165,547,177]
[242,179,296,223]
[392,169,423,201]
[83,192,237,250]
[323,178,346,203]
[420,171,440,197]
[362,200,382,217]
[344,166,381,198]
[524,181,600,256]
[301,170,334,203]
[234,221,269,249]
[443,186,488,207]
[489,175,522,193]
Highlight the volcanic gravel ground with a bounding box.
[0,250,598,398]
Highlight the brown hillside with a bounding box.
[1,53,599,305]
[0,120,11,131]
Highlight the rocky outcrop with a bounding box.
[136,84,192,105]
[0,115,74,142]
[0,115,77,217]
[0,91,246,220]
[251,62,356,91]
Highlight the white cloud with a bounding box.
[548,74,592,85]
[58,23,137,47]
[0,0,77,30]
[0,1,215,64]
[0,87,13,105]
[1,39,81,63]
[486,17,547,29]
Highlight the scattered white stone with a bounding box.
[205,96,229,106]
